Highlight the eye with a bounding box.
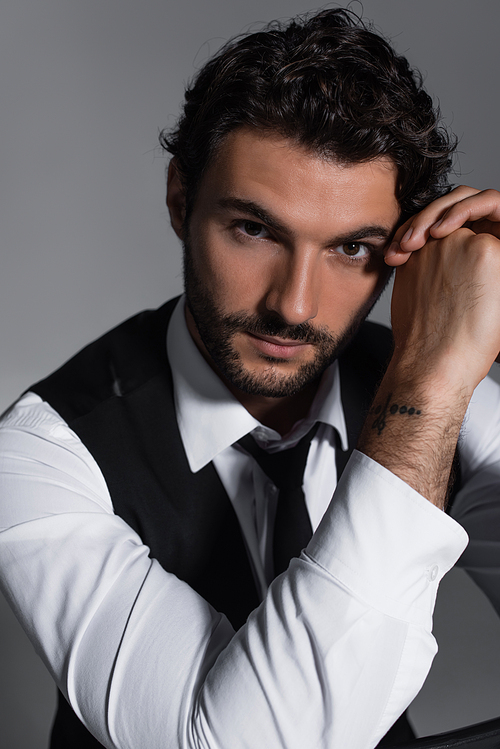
[239,221,270,239]
[335,242,370,259]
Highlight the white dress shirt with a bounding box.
[0,297,483,749]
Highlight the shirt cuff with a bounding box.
[306,450,469,628]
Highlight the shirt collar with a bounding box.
[167,296,349,472]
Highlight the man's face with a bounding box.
[168,127,400,399]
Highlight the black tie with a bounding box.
[238,423,319,577]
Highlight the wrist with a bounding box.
[387,347,476,407]
[357,359,470,510]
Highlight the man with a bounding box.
[1,8,499,748]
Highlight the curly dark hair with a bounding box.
[161,8,456,222]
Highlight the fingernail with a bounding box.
[385,242,399,257]
[401,227,413,244]
[431,218,443,230]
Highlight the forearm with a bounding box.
[358,356,471,509]
[0,397,468,749]
[1,462,464,749]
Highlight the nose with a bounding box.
[265,247,320,326]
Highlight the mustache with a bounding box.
[221,311,336,346]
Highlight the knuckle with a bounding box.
[453,184,480,194]
[469,232,495,250]
[481,188,500,201]
[467,232,500,265]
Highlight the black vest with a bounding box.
[31,298,400,748]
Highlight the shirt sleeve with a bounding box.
[450,374,500,615]
[0,393,468,749]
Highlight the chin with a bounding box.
[219,357,330,398]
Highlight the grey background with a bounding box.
[1,1,500,746]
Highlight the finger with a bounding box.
[390,217,417,249]
[384,216,413,265]
[469,218,500,240]
[429,189,500,238]
[384,243,413,266]
[385,186,490,266]
[391,186,480,253]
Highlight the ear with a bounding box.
[166,160,186,240]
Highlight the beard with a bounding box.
[183,239,379,398]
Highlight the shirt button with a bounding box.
[428,565,439,582]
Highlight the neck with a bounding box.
[230,382,319,436]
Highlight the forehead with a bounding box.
[195,127,400,231]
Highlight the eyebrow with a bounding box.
[217,197,288,233]
[216,197,394,247]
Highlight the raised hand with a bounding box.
[385,186,500,266]
[359,188,500,508]
[390,226,500,387]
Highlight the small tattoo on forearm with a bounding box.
[371,393,421,435]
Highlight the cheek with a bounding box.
[196,246,261,313]
[216,263,269,313]
[352,261,391,299]
[320,264,390,320]
[204,239,272,304]
[370,264,392,298]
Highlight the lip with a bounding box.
[245,331,312,359]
